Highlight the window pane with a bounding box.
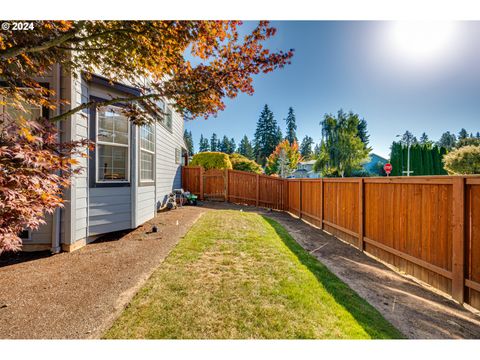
[140,150,154,181]
[2,97,42,121]
[98,106,129,145]
[140,124,155,152]
[98,144,128,181]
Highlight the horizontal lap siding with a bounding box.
[155,110,184,209]
[88,188,132,235]
[73,77,90,241]
[137,186,155,225]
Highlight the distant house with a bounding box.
[2,68,189,252]
[292,160,320,179]
[292,153,388,178]
[362,153,388,175]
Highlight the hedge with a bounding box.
[189,152,233,170]
[229,153,263,174]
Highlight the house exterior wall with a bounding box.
[155,104,184,209]
[14,69,186,252]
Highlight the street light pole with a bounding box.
[396,134,413,176]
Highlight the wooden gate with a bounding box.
[203,169,226,201]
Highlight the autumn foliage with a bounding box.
[0,21,293,252]
[0,118,89,253]
[265,140,302,177]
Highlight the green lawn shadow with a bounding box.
[262,215,405,339]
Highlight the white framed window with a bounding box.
[140,123,155,182]
[96,105,130,182]
[156,98,172,132]
[175,148,181,164]
[0,94,42,121]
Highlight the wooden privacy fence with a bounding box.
[182,166,480,310]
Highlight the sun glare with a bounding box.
[390,22,457,65]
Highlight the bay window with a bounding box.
[96,106,130,182]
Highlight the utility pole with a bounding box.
[396,134,414,176]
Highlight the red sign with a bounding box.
[384,163,392,175]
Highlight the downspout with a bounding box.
[51,63,62,253]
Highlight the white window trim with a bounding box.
[95,105,131,183]
[139,123,156,182]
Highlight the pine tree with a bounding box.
[357,118,370,147]
[437,131,457,150]
[199,134,210,152]
[458,128,468,140]
[400,130,418,146]
[210,133,219,152]
[285,107,298,144]
[219,135,229,153]
[253,104,281,166]
[419,132,432,146]
[300,135,314,159]
[229,137,236,154]
[476,132,480,139]
[184,129,194,155]
[238,135,254,159]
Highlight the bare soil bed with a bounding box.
[0,205,207,339]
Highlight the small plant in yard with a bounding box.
[105,210,403,339]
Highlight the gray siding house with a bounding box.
[8,66,188,252]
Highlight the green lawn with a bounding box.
[104,210,403,339]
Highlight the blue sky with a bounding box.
[185,21,480,158]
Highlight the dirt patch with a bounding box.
[0,205,209,339]
[202,202,480,339]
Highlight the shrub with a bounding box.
[442,145,480,175]
[189,152,232,170]
[229,153,262,174]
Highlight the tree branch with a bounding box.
[0,22,86,60]
[49,93,162,122]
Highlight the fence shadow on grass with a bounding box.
[262,215,405,339]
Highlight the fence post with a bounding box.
[199,167,204,201]
[256,174,260,207]
[225,169,229,202]
[284,179,289,211]
[358,178,364,252]
[299,180,303,219]
[452,176,466,304]
[320,178,324,229]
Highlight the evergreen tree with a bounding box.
[399,130,418,146]
[419,132,432,146]
[210,133,219,151]
[253,104,281,166]
[238,135,255,160]
[183,129,194,155]
[437,131,457,150]
[458,128,468,140]
[199,134,210,152]
[284,107,298,144]
[357,118,370,147]
[390,142,448,176]
[219,135,229,153]
[230,137,236,154]
[476,132,480,139]
[313,143,321,159]
[300,135,314,159]
[313,110,371,177]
